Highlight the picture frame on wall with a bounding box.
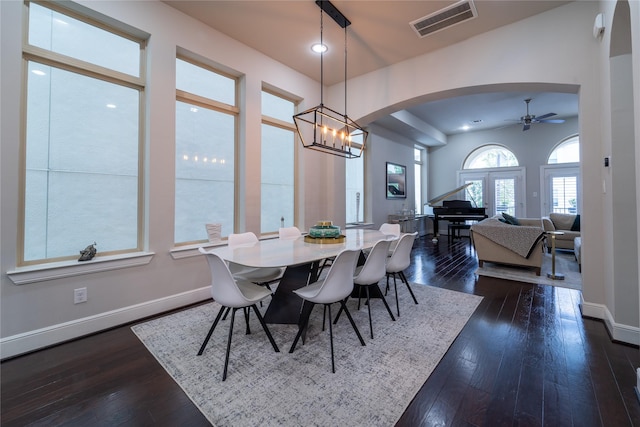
[386,162,406,199]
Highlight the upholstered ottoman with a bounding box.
[574,237,582,270]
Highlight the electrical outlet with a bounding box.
[74,287,87,304]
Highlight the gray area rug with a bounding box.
[475,250,582,290]
[132,283,482,426]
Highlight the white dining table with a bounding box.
[205,229,391,324]
[206,228,388,269]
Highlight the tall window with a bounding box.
[261,90,296,233]
[543,136,580,215]
[346,135,364,223]
[175,58,237,243]
[22,2,145,264]
[414,147,424,214]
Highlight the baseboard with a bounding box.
[0,286,211,360]
[581,297,640,346]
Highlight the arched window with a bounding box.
[548,135,579,163]
[463,144,519,169]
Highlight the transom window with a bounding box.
[463,144,519,169]
[21,2,146,265]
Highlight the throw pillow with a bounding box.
[571,214,581,231]
[502,212,520,225]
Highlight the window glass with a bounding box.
[176,59,235,104]
[261,90,296,233]
[261,124,295,232]
[23,3,143,264]
[464,145,518,169]
[175,58,237,243]
[262,91,295,123]
[175,101,236,242]
[29,3,140,77]
[548,136,579,164]
[346,140,364,223]
[551,176,578,214]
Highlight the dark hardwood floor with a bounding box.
[2,236,639,426]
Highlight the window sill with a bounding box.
[7,252,155,285]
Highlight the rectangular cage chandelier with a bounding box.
[293,0,368,159]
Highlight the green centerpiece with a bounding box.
[305,221,345,243]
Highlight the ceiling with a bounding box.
[163,0,579,145]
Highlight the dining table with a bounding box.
[205,228,389,325]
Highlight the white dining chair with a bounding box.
[278,226,302,240]
[386,232,419,317]
[335,239,395,339]
[197,248,280,381]
[227,232,285,293]
[379,222,401,254]
[288,249,365,373]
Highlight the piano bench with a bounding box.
[448,223,471,243]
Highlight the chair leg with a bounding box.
[332,296,350,325]
[250,304,280,353]
[222,308,238,381]
[222,306,231,320]
[243,307,251,335]
[339,299,366,347]
[375,284,396,322]
[327,303,335,373]
[400,271,418,304]
[197,305,226,356]
[365,286,373,339]
[289,302,315,353]
[391,273,400,317]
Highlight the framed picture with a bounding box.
[386,162,406,199]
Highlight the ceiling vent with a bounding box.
[410,0,478,38]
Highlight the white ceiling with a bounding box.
[163,0,579,145]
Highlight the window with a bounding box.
[175,58,237,243]
[22,2,145,264]
[459,145,524,217]
[463,145,519,169]
[414,147,424,214]
[548,136,579,164]
[542,136,580,215]
[261,90,296,233]
[346,136,365,223]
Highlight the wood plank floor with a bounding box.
[2,236,639,426]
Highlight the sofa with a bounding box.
[471,217,546,275]
[542,213,581,251]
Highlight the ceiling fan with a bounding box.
[515,98,565,131]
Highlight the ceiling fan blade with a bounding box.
[535,112,557,120]
[523,123,530,131]
[537,119,565,124]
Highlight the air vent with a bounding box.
[410,0,478,38]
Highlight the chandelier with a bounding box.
[293,0,368,159]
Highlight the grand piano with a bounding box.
[428,183,487,242]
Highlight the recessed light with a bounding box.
[106,104,117,109]
[461,125,470,131]
[311,43,328,54]
[31,70,46,76]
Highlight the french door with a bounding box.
[540,164,580,216]
[457,168,526,217]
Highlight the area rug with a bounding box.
[475,250,582,290]
[132,284,482,426]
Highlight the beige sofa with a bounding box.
[471,218,546,276]
[542,213,580,251]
